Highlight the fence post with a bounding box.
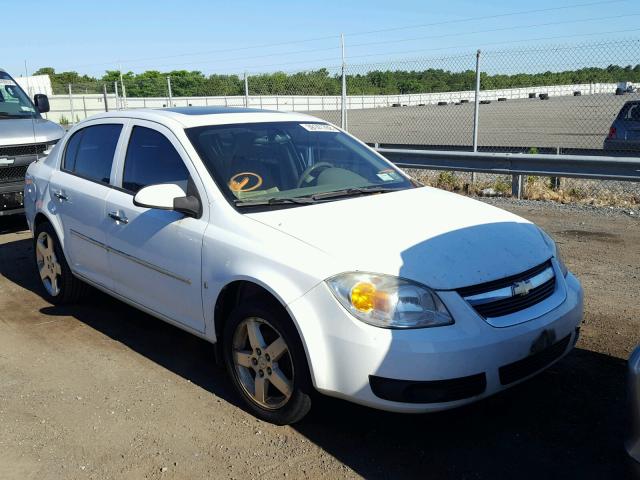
[114,82,119,110]
[82,96,87,119]
[512,174,523,199]
[167,76,173,108]
[340,33,347,130]
[244,72,249,108]
[471,49,481,185]
[119,66,127,109]
[551,147,561,190]
[68,84,75,125]
[102,84,109,112]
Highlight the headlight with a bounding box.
[538,227,568,277]
[326,272,453,329]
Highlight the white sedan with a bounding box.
[24,107,583,424]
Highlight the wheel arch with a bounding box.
[33,211,65,246]
[212,279,312,369]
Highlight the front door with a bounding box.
[105,122,207,333]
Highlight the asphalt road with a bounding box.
[1,201,639,479]
[312,93,640,150]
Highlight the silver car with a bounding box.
[604,100,640,153]
[0,68,64,216]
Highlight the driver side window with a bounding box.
[123,126,190,194]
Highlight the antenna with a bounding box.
[24,60,38,148]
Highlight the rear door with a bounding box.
[48,121,125,289]
[105,121,208,333]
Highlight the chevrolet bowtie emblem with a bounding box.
[0,157,15,166]
[512,280,533,296]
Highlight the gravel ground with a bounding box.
[1,200,639,479]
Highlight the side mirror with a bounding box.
[133,183,201,218]
[34,94,50,113]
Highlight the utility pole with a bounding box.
[340,33,347,130]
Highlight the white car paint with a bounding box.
[24,108,583,413]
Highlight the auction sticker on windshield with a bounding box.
[300,123,340,132]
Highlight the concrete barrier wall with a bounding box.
[43,82,635,124]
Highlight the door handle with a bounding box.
[108,211,129,224]
[53,191,68,201]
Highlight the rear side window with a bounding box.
[122,126,190,193]
[623,103,640,121]
[63,124,122,184]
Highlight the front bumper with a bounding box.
[287,271,583,413]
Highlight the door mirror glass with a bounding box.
[133,183,200,217]
[34,94,50,113]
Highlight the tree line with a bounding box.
[34,65,640,97]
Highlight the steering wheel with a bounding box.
[297,162,333,188]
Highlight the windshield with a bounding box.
[186,121,414,208]
[0,71,39,119]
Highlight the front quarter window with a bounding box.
[186,121,413,208]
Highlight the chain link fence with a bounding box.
[40,39,640,207]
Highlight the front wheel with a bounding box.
[223,303,312,425]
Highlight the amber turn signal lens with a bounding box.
[351,281,376,312]
[351,281,391,313]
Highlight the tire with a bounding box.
[33,222,86,304]
[223,302,312,425]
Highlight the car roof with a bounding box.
[84,107,327,129]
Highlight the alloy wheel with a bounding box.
[232,317,294,410]
[36,231,62,297]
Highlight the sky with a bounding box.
[7,0,640,77]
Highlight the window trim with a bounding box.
[110,119,209,220]
[120,124,192,196]
[60,122,125,187]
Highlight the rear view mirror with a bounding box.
[34,94,50,113]
[133,183,201,218]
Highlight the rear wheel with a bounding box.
[34,222,85,304]
[223,303,312,425]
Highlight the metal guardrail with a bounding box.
[375,148,640,198]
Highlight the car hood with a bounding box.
[246,187,553,290]
[0,118,64,146]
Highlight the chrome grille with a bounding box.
[0,143,48,158]
[459,260,556,318]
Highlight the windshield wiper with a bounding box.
[234,196,317,207]
[234,186,402,208]
[308,186,402,201]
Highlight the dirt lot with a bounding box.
[1,201,639,480]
